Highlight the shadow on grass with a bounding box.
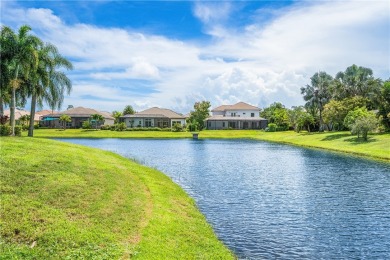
[321,133,350,141]
[81,129,99,132]
[343,136,377,144]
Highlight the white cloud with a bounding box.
[2,0,389,113]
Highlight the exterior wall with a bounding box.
[104,118,115,126]
[41,117,113,128]
[223,109,259,118]
[124,117,185,128]
[206,119,267,130]
[170,119,186,127]
[212,111,225,116]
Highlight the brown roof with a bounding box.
[4,109,41,121]
[46,106,114,120]
[36,110,53,116]
[212,102,260,112]
[122,107,186,119]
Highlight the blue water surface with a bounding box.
[58,138,390,259]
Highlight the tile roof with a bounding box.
[46,106,114,119]
[211,102,260,112]
[122,107,186,119]
[4,109,41,121]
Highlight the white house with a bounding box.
[206,102,267,130]
[121,107,186,128]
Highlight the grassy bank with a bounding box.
[0,138,234,259]
[26,129,390,162]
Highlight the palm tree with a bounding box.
[59,114,71,130]
[27,43,73,137]
[334,64,382,101]
[301,71,333,131]
[0,25,41,136]
[90,114,104,130]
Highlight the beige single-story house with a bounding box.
[40,106,114,128]
[4,108,44,124]
[121,107,186,128]
[206,102,268,130]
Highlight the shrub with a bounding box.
[22,125,29,131]
[266,123,277,132]
[115,123,127,131]
[171,123,183,132]
[34,124,40,129]
[350,112,379,141]
[82,121,92,129]
[0,125,11,136]
[100,124,111,130]
[14,125,22,136]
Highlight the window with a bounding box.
[230,112,236,117]
[222,122,225,127]
[145,119,152,127]
[251,113,255,117]
[208,122,211,127]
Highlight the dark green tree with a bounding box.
[186,101,211,131]
[123,105,135,115]
[301,71,333,131]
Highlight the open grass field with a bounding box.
[26,129,390,162]
[0,137,234,259]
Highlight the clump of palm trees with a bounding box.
[0,25,73,137]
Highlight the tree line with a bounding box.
[261,65,390,140]
[0,25,73,136]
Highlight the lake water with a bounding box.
[59,138,390,259]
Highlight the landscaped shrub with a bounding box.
[171,123,183,132]
[115,122,127,131]
[14,125,22,136]
[82,121,92,129]
[0,125,11,136]
[100,124,111,130]
[266,123,277,132]
[34,124,40,129]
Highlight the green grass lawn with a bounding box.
[27,128,390,162]
[0,137,234,259]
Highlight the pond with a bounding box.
[59,138,390,259]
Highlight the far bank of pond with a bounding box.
[60,138,390,259]
[28,129,390,162]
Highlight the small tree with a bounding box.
[59,114,71,130]
[351,113,378,141]
[19,114,30,127]
[123,105,135,115]
[111,110,122,124]
[90,113,104,130]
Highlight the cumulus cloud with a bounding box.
[2,1,389,113]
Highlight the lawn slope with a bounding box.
[0,138,233,259]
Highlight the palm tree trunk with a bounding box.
[28,92,37,137]
[10,64,20,136]
[0,96,4,117]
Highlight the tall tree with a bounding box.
[301,71,333,131]
[333,64,382,104]
[186,101,211,131]
[27,43,73,137]
[123,105,135,115]
[111,110,122,124]
[0,25,41,135]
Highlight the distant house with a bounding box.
[121,107,186,128]
[40,106,114,128]
[205,102,267,130]
[4,108,42,124]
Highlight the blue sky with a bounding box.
[1,0,389,113]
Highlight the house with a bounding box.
[121,107,186,128]
[4,108,42,124]
[40,106,114,128]
[205,102,267,130]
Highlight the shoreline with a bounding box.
[26,129,390,163]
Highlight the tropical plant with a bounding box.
[111,110,122,124]
[261,102,289,130]
[289,106,314,132]
[82,121,92,129]
[186,101,210,131]
[59,114,71,130]
[377,81,390,130]
[0,25,42,136]
[171,122,183,132]
[123,105,135,115]
[301,71,333,131]
[90,113,104,130]
[27,43,73,137]
[19,114,30,127]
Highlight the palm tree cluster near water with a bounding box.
[0,25,73,137]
